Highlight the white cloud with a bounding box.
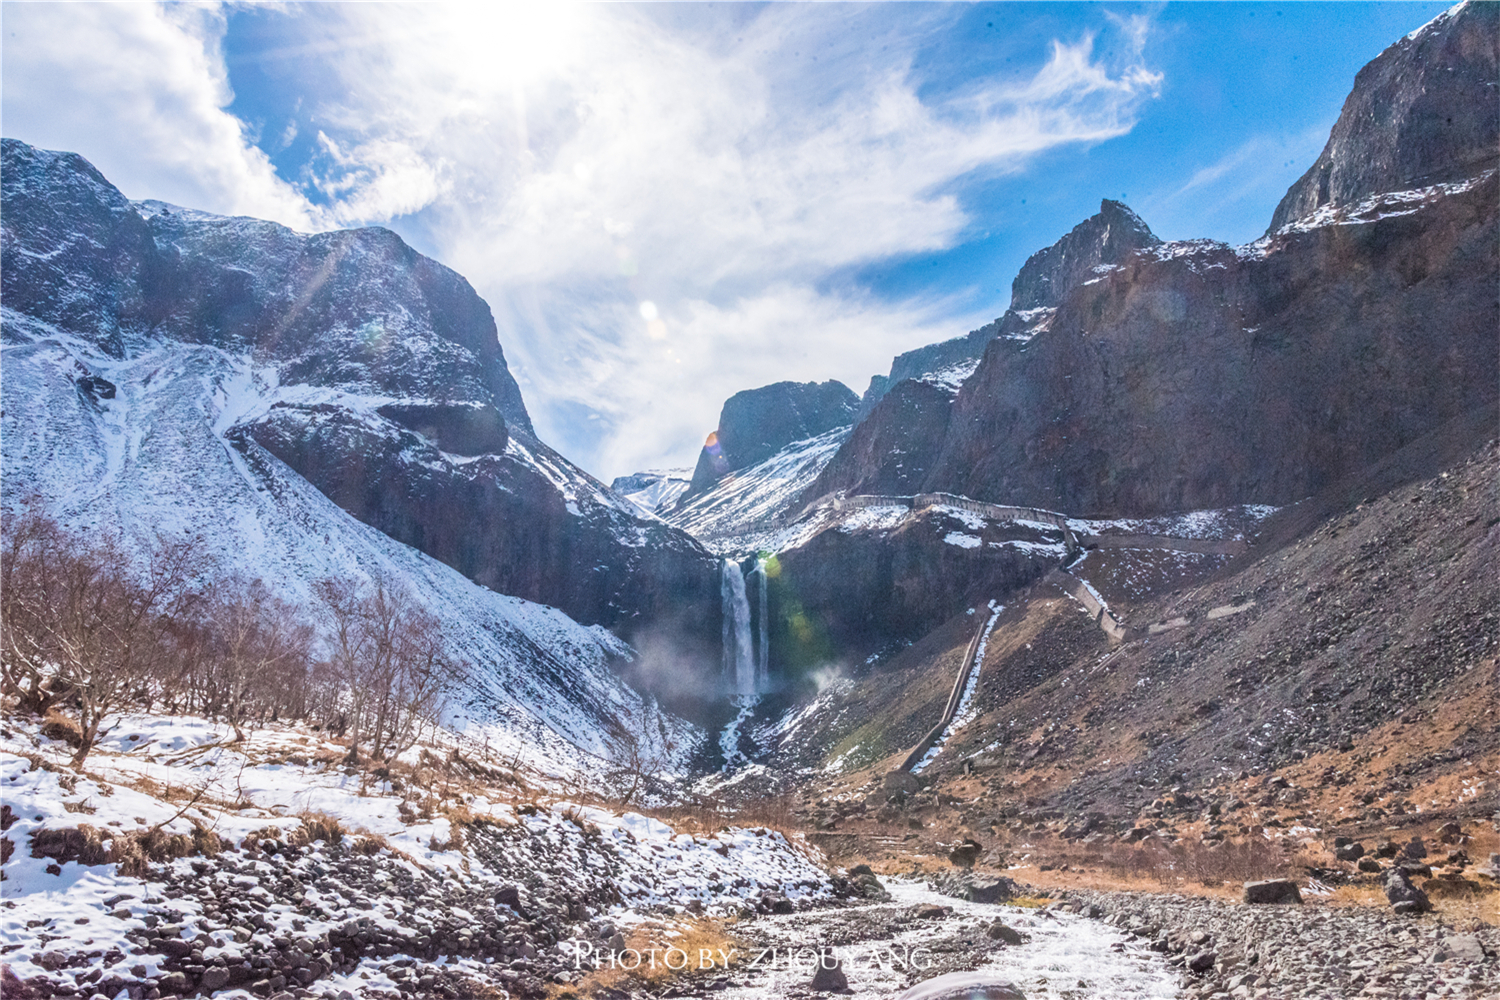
[1,3,319,230]
[2,2,1162,479]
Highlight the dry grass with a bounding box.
[39,711,83,748]
[1086,836,1293,888]
[351,834,389,855]
[551,918,746,998]
[289,811,344,847]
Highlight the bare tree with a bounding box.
[0,510,199,768]
[602,718,674,807]
[314,576,451,763]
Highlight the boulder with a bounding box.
[897,972,1026,1000]
[1243,880,1303,905]
[1383,868,1432,914]
[949,839,982,868]
[968,876,1017,905]
[809,952,852,994]
[1334,841,1365,862]
[987,921,1024,945]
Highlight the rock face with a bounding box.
[1268,1,1498,234]
[683,380,857,499]
[856,200,1158,419]
[0,138,719,640]
[923,175,1498,516]
[806,378,961,501]
[768,505,1064,669]
[1010,199,1161,311]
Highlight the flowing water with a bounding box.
[721,559,756,697]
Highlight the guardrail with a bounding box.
[897,612,989,772]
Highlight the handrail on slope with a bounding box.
[897,610,989,773]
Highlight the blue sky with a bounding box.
[1,2,1451,479]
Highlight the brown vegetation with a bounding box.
[1,509,457,770]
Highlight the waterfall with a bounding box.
[720,560,755,697]
[756,559,769,690]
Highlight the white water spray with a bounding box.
[721,560,755,697]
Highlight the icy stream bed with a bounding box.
[715,879,1180,999]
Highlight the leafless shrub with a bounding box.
[1,509,200,768]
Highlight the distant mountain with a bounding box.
[611,468,692,516]
[0,139,721,647]
[856,199,1161,419]
[681,379,857,501]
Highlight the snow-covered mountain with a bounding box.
[659,428,848,557]
[610,468,692,516]
[0,138,722,777]
[1,139,721,643]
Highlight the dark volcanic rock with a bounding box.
[684,380,857,499]
[1010,199,1161,312]
[924,175,1499,515]
[808,379,958,501]
[238,402,717,633]
[769,506,1061,666]
[1268,1,1499,234]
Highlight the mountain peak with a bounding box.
[1267,0,1497,234]
[1009,198,1161,312]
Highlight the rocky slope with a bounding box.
[0,139,720,643]
[681,380,857,501]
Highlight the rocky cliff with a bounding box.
[0,139,720,642]
[856,200,1160,418]
[1268,1,1498,234]
[1010,199,1162,312]
[924,187,1496,516]
[682,379,858,499]
[830,8,1498,518]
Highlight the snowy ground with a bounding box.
[0,712,834,998]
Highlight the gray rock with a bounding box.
[968,876,1016,905]
[1334,842,1365,862]
[987,921,1024,945]
[1243,880,1303,905]
[1383,868,1432,914]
